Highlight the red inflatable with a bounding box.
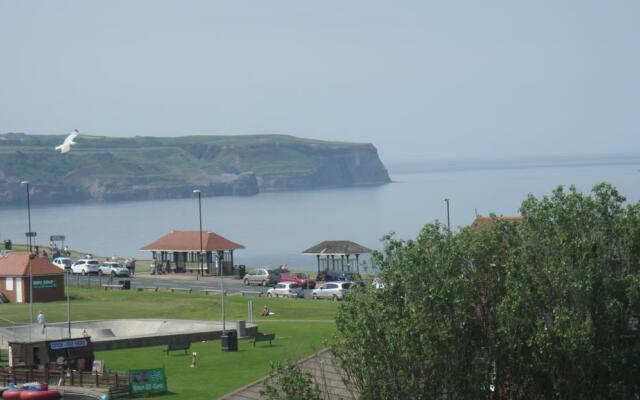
[18,391,60,400]
[2,390,22,400]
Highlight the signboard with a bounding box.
[25,232,37,238]
[50,235,65,242]
[92,360,105,374]
[130,368,168,395]
[33,279,57,289]
[50,339,89,350]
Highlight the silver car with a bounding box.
[243,268,272,286]
[311,281,353,301]
[267,282,303,298]
[99,262,130,277]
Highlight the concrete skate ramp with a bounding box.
[0,319,257,351]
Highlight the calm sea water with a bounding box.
[0,162,638,270]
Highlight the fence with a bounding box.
[0,366,129,391]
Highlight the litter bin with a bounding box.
[4,240,11,250]
[221,330,238,352]
[237,265,246,279]
[119,280,131,290]
[236,320,246,338]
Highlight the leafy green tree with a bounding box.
[260,361,322,400]
[333,183,640,399]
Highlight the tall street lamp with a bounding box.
[21,181,34,333]
[193,190,203,280]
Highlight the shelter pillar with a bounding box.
[316,255,320,274]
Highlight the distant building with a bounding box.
[0,252,65,303]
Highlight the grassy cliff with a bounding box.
[0,133,390,204]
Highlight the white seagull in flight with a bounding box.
[55,129,79,153]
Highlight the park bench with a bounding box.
[241,290,263,297]
[253,332,275,347]
[137,286,159,292]
[203,289,227,296]
[102,284,124,290]
[169,287,192,293]
[163,341,191,355]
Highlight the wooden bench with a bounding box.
[163,342,191,355]
[102,284,124,290]
[169,287,192,293]
[241,290,263,297]
[203,289,227,296]
[253,332,275,347]
[186,268,200,274]
[137,286,159,292]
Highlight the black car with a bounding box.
[316,270,347,282]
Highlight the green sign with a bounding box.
[33,279,57,289]
[130,368,168,395]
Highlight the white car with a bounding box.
[372,277,385,289]
[311,281,353,301]
[267,282,303,298]
[52,257,72,271]
[71,259,100,275]
[99,262,130,277]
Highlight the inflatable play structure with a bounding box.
[2,383,61,400]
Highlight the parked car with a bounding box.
[267,282,303,298]
[311,281,353,301]
[372,277,385,289]
[280,272,316,289]
[71,259,100,275]
[99,262,130,277]
[315,270,347,283]
[243,268,280,286]
[52,257,72,271]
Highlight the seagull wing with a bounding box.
[63,130,79,146]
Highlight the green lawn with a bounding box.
[0,288,338,399]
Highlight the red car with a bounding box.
[280,272,316,289]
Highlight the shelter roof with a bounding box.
[0,252,64,277]
[470,215,523,230]
[302,240,371,256]
[140,230,245,252]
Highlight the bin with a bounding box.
[221,330,238,352]
[237,265,246,279]
[4,240,11,250]
[119,280,131,290]
[236,320,246,338]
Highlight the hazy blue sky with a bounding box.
[1,1,638,162]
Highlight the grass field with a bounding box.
[0,288,339,399]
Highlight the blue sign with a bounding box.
[50,339,88,350]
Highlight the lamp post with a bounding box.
[444,198,451,232]
[21,181,35,338]
[193,190,203,280]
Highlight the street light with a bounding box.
[444,198,451,232]
[193,190,203,280]
[21,181,34,336]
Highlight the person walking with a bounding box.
[37,310,46,335]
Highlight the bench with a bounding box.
[163,342,191,355]
[241,290,263,297]
[102,284,124,290]
[253,332,275,347]
[137,286,159,292]
[203,289,227,296]
[169,287,192,293]
[186,268,200,274]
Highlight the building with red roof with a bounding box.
[140,230,245,275]
[0,252,65,303]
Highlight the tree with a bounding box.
[260,361,322,400]
[333,184,640,399]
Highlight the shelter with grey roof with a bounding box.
[302,240,371,274]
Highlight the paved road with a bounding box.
[67,272,320,299]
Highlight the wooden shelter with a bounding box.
[470,215,523,230]
[302,240,371,274]
[0,252,65,303]
[140,230,244,275]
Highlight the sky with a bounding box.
[0,1,638,163]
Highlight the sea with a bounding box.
[1,156,638,271]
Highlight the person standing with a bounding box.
[37,310,46,335]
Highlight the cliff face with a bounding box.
[0,133,389,205]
